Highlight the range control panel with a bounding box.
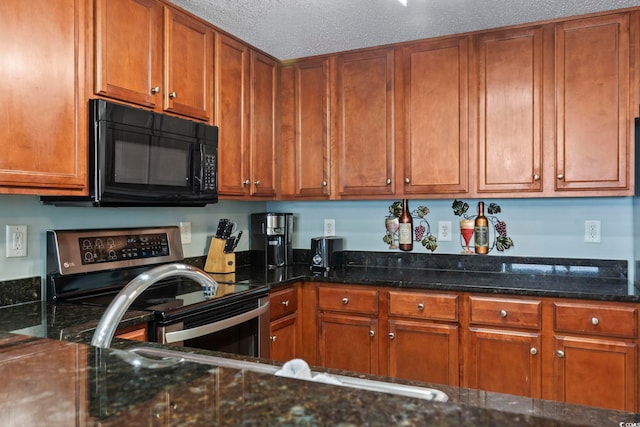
[79,232,170,265]
[48,226,184,276]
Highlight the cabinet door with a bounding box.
[401,37,468,195]
[0,0,87,194]
[94,0,161,108]
[249,51,278,197]
[552,335,637,412]
[291,58,331,198]
[270,313,297,362]
[467,328,541,398]
[318,312,378,374]
[215,35,250,196]
[163,6,213,121]
[336,48,395,196]
[555,13,630,192]
[388,319,459,385]
[475,26,545,193]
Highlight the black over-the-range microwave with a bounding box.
[41,99,218,207]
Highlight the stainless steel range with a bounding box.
[46,226,270,358]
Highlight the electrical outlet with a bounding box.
[324,219,335,236]
[584,220,601,243]
[6,225,27,257]
[438,221,452,241]
[179,221,192,244]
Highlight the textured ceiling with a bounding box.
[170,0,640,60]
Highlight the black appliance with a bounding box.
[250,212,293,268]
[41,99,218,207]
[46,226,269,358]
[310,236,344,272]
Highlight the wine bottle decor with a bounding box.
[383,201,437,252]
[452,199,514,254]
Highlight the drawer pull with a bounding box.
[270,335,277,342]
[417,303,424,311]
[150,86,160,94]
[369,330,375,337]
[591,317,599,326]
[556,350,565,358]
[281,300,289,307]
[342,297,349,305]
[499,309,508,318]
[530,347,537,355]
[169,91,177,98]
[388,332,395,340]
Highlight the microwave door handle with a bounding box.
[163,301,270,344]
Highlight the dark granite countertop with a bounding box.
[1,331,638,426]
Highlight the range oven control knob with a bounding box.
[312,254,323,265]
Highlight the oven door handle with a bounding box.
[163,301,270,344]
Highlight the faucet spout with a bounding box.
[91,263,219,348]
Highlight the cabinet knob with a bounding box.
[254,180,260,186]
[557,173,564,180]
[417,303,424,311]
[499,309,508,318]
[386,178,392,185]
[169,91,177,98]
[342,297,349,305]
[530,347,537,355]
[150,86,160,94]
[321,180,327,187]
[556,350,565,358]
[270,335,277,342]
[533,174,540,181]
[591,317,599,326]
[243,179,250,186]
[281,300,289,307]
[369,330,375,337]
[388,332,395,340]
[404,178,411,184]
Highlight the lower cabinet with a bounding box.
[269,284,299,362]
[114,323,148,342]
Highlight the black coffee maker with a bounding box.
[250,213,293,267]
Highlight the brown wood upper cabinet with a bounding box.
[0,0,88,195]
[95,0,213,121]
[399,37,469,196]
[280,58,332,199]
[335,48,396,197]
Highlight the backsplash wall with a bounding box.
[0,195,633,284]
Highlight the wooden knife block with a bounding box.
[204,237,236,274]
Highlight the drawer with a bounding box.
[554,302,637,338]
[388,290,458,321]
[469,296,541,329]
[270,286,298,321]
[318,286,379,315]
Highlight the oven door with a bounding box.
[155,295,270,359]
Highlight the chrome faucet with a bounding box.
[91,263,219,348]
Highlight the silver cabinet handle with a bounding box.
[342,297,349,305]
[530,347,537,355]
[404,178,411,184]
[556,350,565,358]
[254,180,260,186]
[321,180,327,187]
[557,173,564,180]
[281,300,289,307]
[150,86,160,94]
[591,317,599,326]
[499,309,508,318]
[369,330,375,337]
[270,335,277,342]
[386,178,392,185]
[169,91,177,98]
[533,174,540,181]
[388,332,395,340]
[243,179,250,186]
[417,303,424,311]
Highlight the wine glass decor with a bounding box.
[383,201,437,252]
[452,199,514,253]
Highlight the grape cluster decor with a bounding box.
[452,200,514,252]
[383,201,437,252]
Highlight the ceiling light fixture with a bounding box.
[397,0,408,5]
